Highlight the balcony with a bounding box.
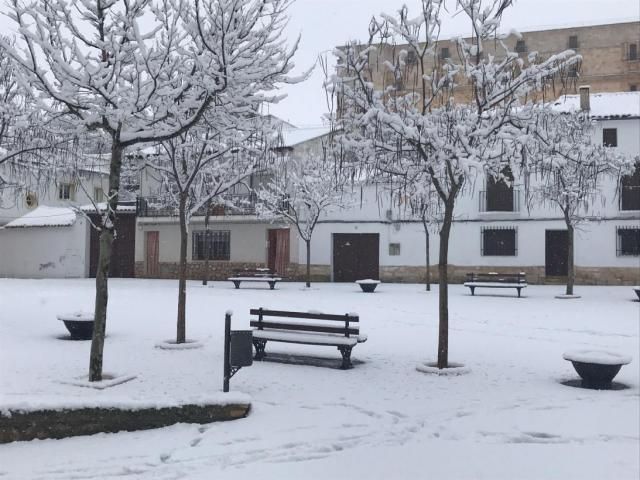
[479,188,520,213]
[136,193,258,217]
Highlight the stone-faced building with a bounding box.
[360,20,639,101]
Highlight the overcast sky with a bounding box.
[269,0,638,127]
[0,0,636,128]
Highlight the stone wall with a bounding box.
[379,265,639,285]
[136,261,638,285]
[0,403,250,443]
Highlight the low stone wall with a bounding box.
[135,262,639,286]
[379,265,639,285]
[0,402,250,444]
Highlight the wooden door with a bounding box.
[268,229,290,275]
[89,214,136,278]
[545,230,568,277]
[333,233,379,282]
[145,231,160,277]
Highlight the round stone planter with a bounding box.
[57,312,94,340]
[563,350,632,390]
[355,279,381,293]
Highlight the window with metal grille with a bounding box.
[515,39,527,53]
[389,243,401,256]
[568,35,579,49]
[481,227,517,256]
[603,128,617,147]
[192,230,230,261]
[616,227,640,256]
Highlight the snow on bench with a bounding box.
[464,272,527,297]
[249,308,367,369]
[228,269,282,290]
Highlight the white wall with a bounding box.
[0,217,89,278]
[0,170,109,226]
[136,218,290,264]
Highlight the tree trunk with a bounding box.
[437,201,455,369]
[566,223,575,296]
[423,219,431,292]
[202,202,211,286]
[177,192,188,343]
[305,239,311,288]
[89,141,123,382]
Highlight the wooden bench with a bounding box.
[464,272,527,297]
[228,268,282,290]
[249,308,367,369]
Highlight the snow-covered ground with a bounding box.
[0,279,638,480]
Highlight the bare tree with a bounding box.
[257,141,352,287]
[331,0,579,368]
[145,117,271,344]
[521,104,632,296]
[2,0,298,381]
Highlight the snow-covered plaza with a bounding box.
[0,279,638,479]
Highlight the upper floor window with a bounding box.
[620,163,640,211]
[440,47,450,60]
[568,35,579,49]
[58,183,75,201]
[602,128,617,147]
[629,43,638,61]
[481,226,517,256]
[616,227,640,256]
[515,39,527,53]
[482,167,518,212]
[192,230,230,261]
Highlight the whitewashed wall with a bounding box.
[0,217,89,278]
[0,171,108,226]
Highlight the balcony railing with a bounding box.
[136,193,258,217]
[479,188,520,213]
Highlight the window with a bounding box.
[568,35,579,49]
[94,187,104,202]
[629,43,638,61]
[389,243,401,256]
[440,47,450,60]
[602,128,617,147]
[406,50,417,65]
[483,166,517,212]
[616,227,640,256]
[568,65,578,78]
[515,39,527,53]
[621,163,640,211]
[481,227,517,256]
[192,230,230,261]
[58,183,74,200]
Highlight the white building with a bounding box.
[132,93,639,285]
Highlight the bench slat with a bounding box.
[252,330,360,346]
[250,309,358,322]
[250,320,359,336]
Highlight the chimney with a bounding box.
[579,85,590,112]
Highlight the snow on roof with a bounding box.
[278,126,333,148]
[3,206,77,228]
[79,202,137,213]
[551,91,640,119]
